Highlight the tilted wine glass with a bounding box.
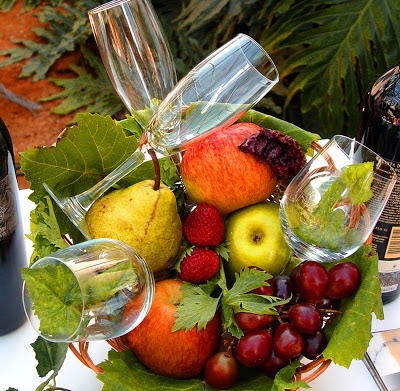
[44,34,279,238]
[279,135,397,262]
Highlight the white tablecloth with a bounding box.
[1,189,399,391]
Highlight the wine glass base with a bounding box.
[43,183,90,240]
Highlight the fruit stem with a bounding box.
[148,148,161,191]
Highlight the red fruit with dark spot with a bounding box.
[179,247,220,283]
[183,203,225,247]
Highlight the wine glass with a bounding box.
[22,238,154,342]
[44,33,279,238]
[279,135,397,262]
[88,0,177,126]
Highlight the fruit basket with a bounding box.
[20,110,383,391]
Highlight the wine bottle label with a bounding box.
[372,160,400,294]
[0,170,18,241]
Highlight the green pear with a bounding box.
[224,201,292,277]
[86,180,182,273]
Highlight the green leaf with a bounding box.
[21,263,83,338]
[225,267,274,299]
[97,349,303,391]
[261,0,400,138]
[31,336,68,391]
[98,349,204,390]
[342,162,374,205]
[323,245,383,368]
[172,280,221,332]
[237,110,320,155]
[26,196,68,266]
[82,260,138,305]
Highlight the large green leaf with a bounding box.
[323,245,384,367]
[261,0,400,138]
[97,349,306,391]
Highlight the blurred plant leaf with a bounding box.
[0,0,63,12]
[0,1,101,81]
[40,46,125,119]
[260,0,400,138]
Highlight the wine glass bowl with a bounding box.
[280,135,397,262]
[22,238,154,343]
[146,34,279,154]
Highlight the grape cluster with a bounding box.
[204,260,361,389]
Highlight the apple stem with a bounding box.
[148,148,161,191]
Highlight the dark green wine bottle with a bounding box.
[357,62,400,305]
[0,118,29,335]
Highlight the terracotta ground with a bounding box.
[0,1,80,189]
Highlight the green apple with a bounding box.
[225,201,292,277]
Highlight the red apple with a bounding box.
[180,123,277,216]
[125,279,221,379]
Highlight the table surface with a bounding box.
[1,189,399,391]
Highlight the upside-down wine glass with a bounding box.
[279,135,397,262]
[89,0,176,124]
[44,33,279,239]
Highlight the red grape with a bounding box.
[316,297,341,310]
[288,303,322,335]
[290,263,303,292]
[327,262,361,299]
[273,323,304,360]
[236,330,272,367]
[235,312,274,332]
[302,331,328,360]
[204,352,238,390]
[274,275,293,300]
[261,348,291,378]
[298,261,328,303]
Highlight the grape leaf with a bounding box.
[21,263,83,338]
[97,349,306,391]
[322,245,383,368]
[98,349,204,390]
[236,109,320,155]
[31,337,68,391]
[26,195,68,266]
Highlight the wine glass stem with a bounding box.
[76,149,146,212]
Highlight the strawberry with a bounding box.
[179,247,220,284]
[183,203,225,247]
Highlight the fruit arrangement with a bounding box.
[19,110,383,391]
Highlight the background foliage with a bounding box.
[1,0,400,138]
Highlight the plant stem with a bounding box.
[148,149,161,190]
